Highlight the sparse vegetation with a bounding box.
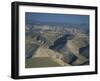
[25,24,89,68]
[25,57,61,68]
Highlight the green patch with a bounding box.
[25,57,61,68]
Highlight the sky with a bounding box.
[25,12,89,25]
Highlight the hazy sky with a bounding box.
[25,12,89,25]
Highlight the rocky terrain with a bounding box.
[25,23,89,68]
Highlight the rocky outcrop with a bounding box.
[32,47,71,66]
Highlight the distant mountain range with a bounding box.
[26,22,89,34]
[26,21,89,28]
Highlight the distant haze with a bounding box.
[25,12,89,25]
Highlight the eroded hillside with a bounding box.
[25,24,89,68]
